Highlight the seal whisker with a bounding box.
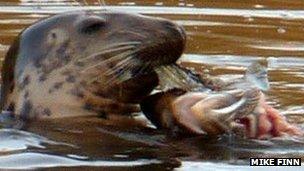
[80,44,142,74]
[104,58,137,85]
[77,41,141,61]
[105,56,136,78]
[105,68,132,85]
[128,62,148,78]
[80,50,134,73]
[78,45,136,62]
[104,56,134,76]
[131,62,151,78]
[99,50,137,65]
[88,56,135,85]
[105,41,142,47]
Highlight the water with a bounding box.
[0,0,303,170]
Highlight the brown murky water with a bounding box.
[0,0,303,170]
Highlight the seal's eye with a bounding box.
[79,17,106,34]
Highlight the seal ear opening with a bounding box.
[78,16,107,34]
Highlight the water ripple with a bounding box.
[0,129,75,152]
[180,54,304,69]
[178,161,303,171]
[0,6,303,20]
[0,152,161,170]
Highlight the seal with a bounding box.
[0,10,186,121]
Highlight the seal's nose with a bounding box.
[162,20,187,42]
[163,20,186,63]
[132,16,187,66]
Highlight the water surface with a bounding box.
[0,0,303,170]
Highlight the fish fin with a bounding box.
[245,62,270,91]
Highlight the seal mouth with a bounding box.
[125,25,186,83]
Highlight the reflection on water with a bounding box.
[178,162,303,171]
[0,0,303,170]
[0,152,161,170]
[0,129,75,152]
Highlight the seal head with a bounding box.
[1,10,186,120]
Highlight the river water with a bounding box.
[0,0,303,170]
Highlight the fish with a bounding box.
[141,63,303,139]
